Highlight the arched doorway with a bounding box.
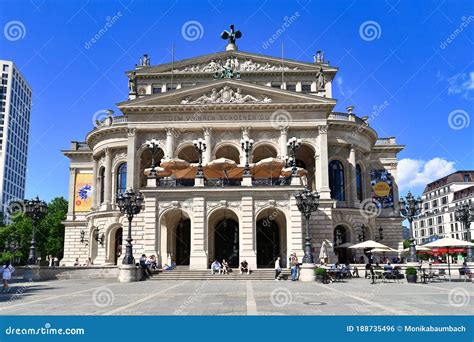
[252,144,277,163]
[160,209,191,266]
[140,147,165,187]
[215,144,240,163]
[177,145,199,163]
[295,144,315,189]
[334,225,351,264]
[175,217,191,265]
[114,227,123,265]
[256,208,287,268]
[208,209,239,268]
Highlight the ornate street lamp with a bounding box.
[24,197,48,265]
[294,187,320,263]
[399,191,422,262]
[454,203,473,262]
[287,137,302,176]
[193,138,207,178]
[145,139,160,176]
[240,137,254,176]
[116,188,144,265]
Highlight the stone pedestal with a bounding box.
[118,265,138,282]
[194,177,204,187]
[241,175,252,186]
[299,263,316,282]
[23,265,41,281]
[291,176,302,186]
[189,251,208,270]
[146,176,157,187]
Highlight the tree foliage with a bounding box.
[0,197,68,265]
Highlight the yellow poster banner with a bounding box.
[74,173,93,212]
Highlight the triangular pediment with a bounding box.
[131,50,337,76]
[117,80,336,110]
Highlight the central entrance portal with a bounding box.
[214,218,239,267]
[175,218,191,265]
[256,219,280,268]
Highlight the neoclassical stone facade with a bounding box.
[62,40,404,269]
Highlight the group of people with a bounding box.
[210,259,251,275]
[139,254,159,277]
[319,262,358,283]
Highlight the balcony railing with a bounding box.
[328,112,367,125]
[155,177,293,188]
[158,179,195,187]
[205,179,242,187]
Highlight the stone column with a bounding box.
[288,196,304,260]
[241,195,257,270]
[165,127,175,159]
[92,157,98,210]
[317,125,331,199]
[348,145,358,206]
[143,195,158,257]
[203,127,212,163]
[126,128,137,190]
[190,196,208,269]
[67,167,76,219]
[389,162,400,212]
[103,148,112,210]
[279,126,288,158]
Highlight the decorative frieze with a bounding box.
[181,86,272,104]
[177,57,298,73]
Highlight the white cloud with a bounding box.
[397,157,456,191]
[447,71,474,100]
[335,76,353,98]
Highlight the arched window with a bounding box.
[329,160,345,201]
[99,167,105,204]
[116,163,127,195]
[356,164,363,201]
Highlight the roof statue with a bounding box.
[221,24,242,51]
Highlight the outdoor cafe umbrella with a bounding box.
[401,245,431,253]
[370,247,398,253]
[160,158,190,171]
[143,167,172,178]
[252,157,285,179]
[349,240,391,250]
[423,237,474,279]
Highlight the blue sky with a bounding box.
[1,0,473,201]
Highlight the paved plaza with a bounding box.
[0,278,472,316]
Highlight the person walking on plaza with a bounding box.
[274,257,281,280]
[290,253,298,281]
[1,261,15,292]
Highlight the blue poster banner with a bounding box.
[0,316,472,342]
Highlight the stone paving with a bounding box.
[0,277,472,316]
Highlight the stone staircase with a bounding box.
[150,267,291,281]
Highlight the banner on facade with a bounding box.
[370,169,394,208]
[74,173,93,212]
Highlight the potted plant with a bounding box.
[405,266,417,283]
[315,267,327,283]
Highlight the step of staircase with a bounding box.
[149,269,291,281]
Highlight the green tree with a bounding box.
[0,197,67,265]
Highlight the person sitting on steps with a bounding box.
[240,260,250,274]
